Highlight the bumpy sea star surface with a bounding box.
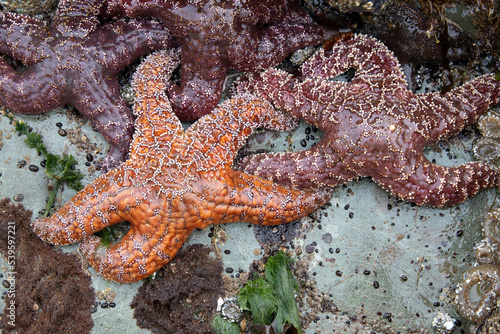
[31,49,331,283]
[103,0,325,120]
[236,33,500,207]
[0,0,177,170]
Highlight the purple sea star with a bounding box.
[32,49,331,283]
[0,0,177,170]
[102,0,326,120]
[236,33,500,207]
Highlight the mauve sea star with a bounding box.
[102,0,326,120]
[236,33,500,207]
[0,0,177,170]
[31,49,331,283]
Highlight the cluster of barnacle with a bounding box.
[453,204,500,330]
[0,0,57,16]
[474,107,500,169]
[462,107,500,332]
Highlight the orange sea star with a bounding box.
[31,49,331,283]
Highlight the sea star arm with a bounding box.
[234,67,348,128]
[31,168,139,245]
[67,22,178,169]
[79,226,190,283]
[166,43,228,121]
[186,94,298,167]
[52,0,101,31]
[416,74,500,143]
[79,187,196,283]
[0,0,178,169]
[71,71,135,169]
[103,0,165,17]
[0,3,182,174]
[131,49,292,165]
[373,152,500,207]
[0,11,48,63]
[235,34,409,129]
[97,19,178,72]
[0,63,67,113]
[227,10,324,72]
[129,48,184,149]
[217,170,333,226]
[236,144,357,189]
[301,33,408,88]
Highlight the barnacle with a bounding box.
[454,265,500,323]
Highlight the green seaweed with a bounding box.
[265,251,301,333]
[238,251,302,334]
[96,226,113,247]
[238,276,277,325]
[211,314,240,334]
[15,120,83,216]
